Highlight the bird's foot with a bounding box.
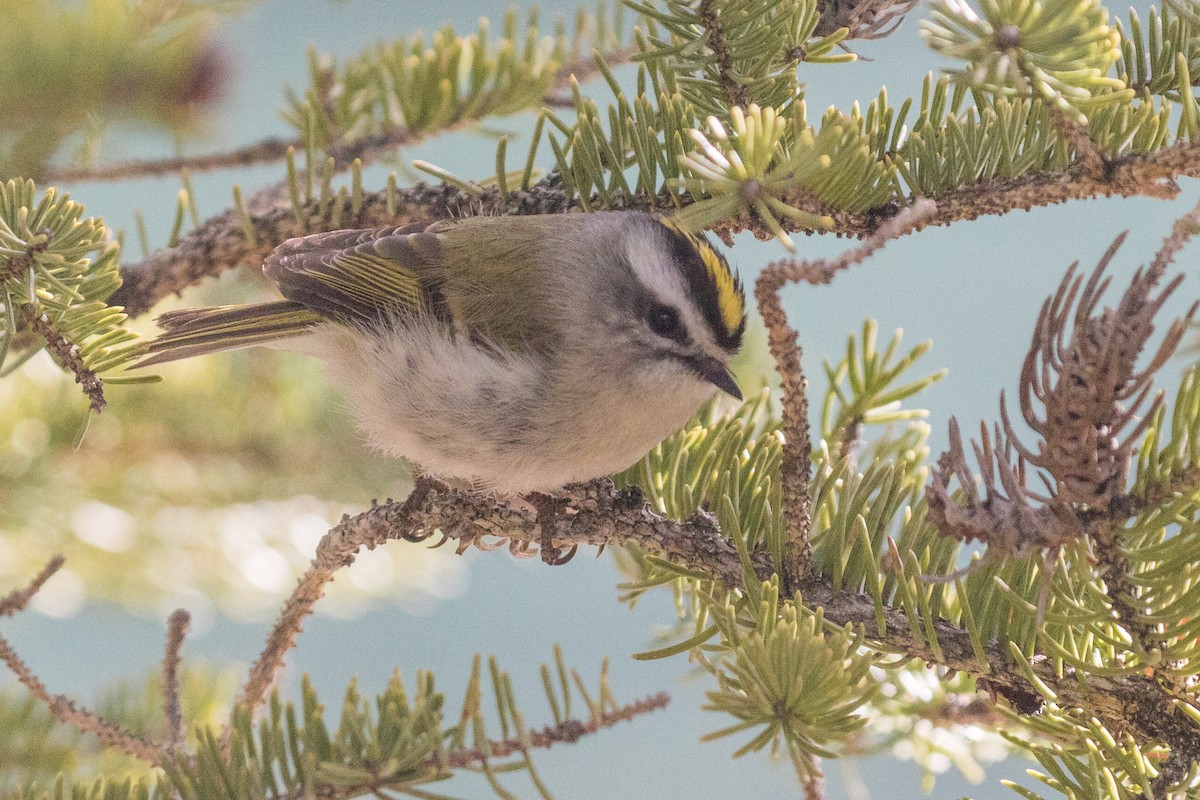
[525,490,577,565]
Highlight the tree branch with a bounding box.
[109,137,1199,320]
[22,308,106,413]
[229,478,766,736]
[795,577,1200,762]
[0,555,64,617]
[48,47,639,185]
[219,468,1200,768]
[0,557,670,787]
[445,691,671,767]
[697,0,750,109]
[46,138,298,183]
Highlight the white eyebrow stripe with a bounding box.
[625,234,684,303]
[623,229,722,355]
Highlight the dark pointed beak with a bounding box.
[699,358,742,401]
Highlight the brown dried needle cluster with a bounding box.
[1013,233,1193,507]
[928,229,1198,559]
[927,417,1084,557]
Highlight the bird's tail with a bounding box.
[135,300,323,367]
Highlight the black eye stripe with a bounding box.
[658,223,744,352]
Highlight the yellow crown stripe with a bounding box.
[658,217,744,336]
[699,243,744,334]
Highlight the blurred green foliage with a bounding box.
[0,0,233,178]
[0,274,467,620]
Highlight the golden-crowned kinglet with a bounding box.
[138,211,746,492]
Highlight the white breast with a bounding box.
[297,323,714,493]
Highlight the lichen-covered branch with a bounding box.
[217,471,1200,764]
[753,280,813,590]
[108,181,492,315]
[233,478,765,730]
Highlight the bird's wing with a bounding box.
[136,300,324,367]
[136,223,455,368]
[263,222,449,327]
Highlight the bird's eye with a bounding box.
[648,304,681,338]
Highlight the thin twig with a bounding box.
[802,767,826,800]
[22,309,106,413]
[752,282,812,591]
[1149,191,1200,278]
[0,555,64,617]
[163,609,191,751]
[5,231,104,411]
[0,560,168,766]
[445,692,670,767]
[45,138,298,183]
[230,479,433,741]
[247,692,669,799]
[755,198,938,590]
[47,49,637,185]
[0,634,167,765]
